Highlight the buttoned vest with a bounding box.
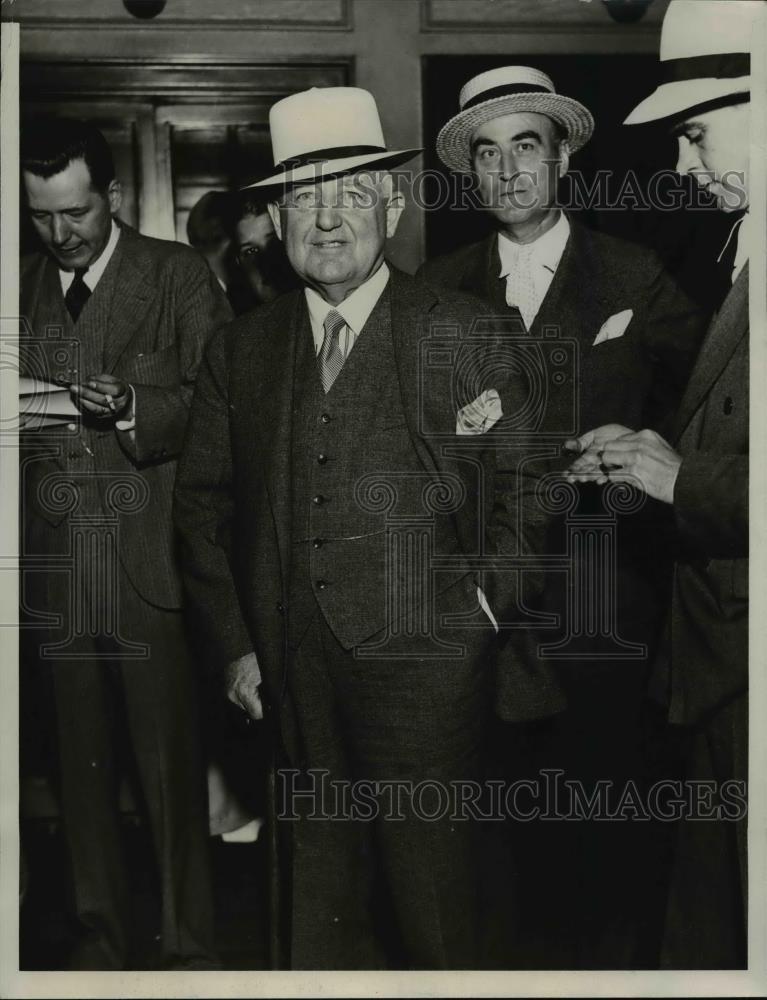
[287,286,462,649]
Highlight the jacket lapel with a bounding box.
[243,290,303,570]
[22,254,72,331]
[529,221,602,346]
[20,255,46,333]
[671,263,749,443]
[102,224,155,372]
[389,266,445,476]
[459,234,509,313]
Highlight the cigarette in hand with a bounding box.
[104,393,117,413]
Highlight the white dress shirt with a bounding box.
[304,260,390,357]
[59,220,134,432]
[498,211,570,329]
[59,218,121,293]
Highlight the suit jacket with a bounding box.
[20,222,232,609]
[419,219,709,718]
[174,266,562,717]
[658,264,749,727]
[419,219,706,435]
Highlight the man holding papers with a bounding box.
[19,117,230,969]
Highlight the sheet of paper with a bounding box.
[18,376,80,419]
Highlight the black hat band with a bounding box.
[660,52,750,84]
[275,144,386,172]
[461,82,551,112]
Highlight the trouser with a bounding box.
[278,578,497,970]
[491,658,657,970]
[39,565,217,969]
[660,693,748,969]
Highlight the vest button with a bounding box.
[320,413,332,424]
[276,602,285,615]
[723,396,734,415]
[317,453,328,465]
[316,579,328,590]
[312,538,324,549]
[312,494,325,506]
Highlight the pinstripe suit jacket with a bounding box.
[20,222,232,610]
[659,264,749,726]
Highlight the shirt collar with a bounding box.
[731,211,750,283]
[305,261,390,335]
[59,218,121,291]
[497,212,570,278]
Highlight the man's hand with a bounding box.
[564,423,636,483]
[564,423,635,457]
[71,374,131,419]
[224,652,264,721]
[567,428,682,504]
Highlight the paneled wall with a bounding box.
[5,0,670,270]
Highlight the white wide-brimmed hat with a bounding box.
[242,87,421,191]
[436,66,594,173]
[625,0,757,125]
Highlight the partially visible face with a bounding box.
[470,111,568,231]
[23,157,121,270]
[673,102,750,212]
[268,172,403,304]
[236,210,279,297]
[236,210,276,260]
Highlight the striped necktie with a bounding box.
[318,309,347,393]
[64,268,91,322]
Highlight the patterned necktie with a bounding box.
[503,243,537,330]
[318,309,347,393]
[64,268,91,322]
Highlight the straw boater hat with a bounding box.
[436,66,594,173]
[624,0,757,125]
[243,86,421,191]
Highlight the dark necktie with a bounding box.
[318,309,347,393]
[64,268,91,322]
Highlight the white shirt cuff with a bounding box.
[115,384,136,432]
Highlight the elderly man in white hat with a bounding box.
[174,86,532,969]
[420,65,706,967]
[566,0,761,968]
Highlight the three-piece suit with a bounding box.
[20,221,231,968]
[174,265,539,968]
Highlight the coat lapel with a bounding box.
[459,234,508,312]
[671,263,749,443]
[529,221,602,346]
[102,224,155,372]
[389,266,446,476]
[22,254,74,330]
[242,290,303,570]
[20,255,46,333]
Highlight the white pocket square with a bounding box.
[593,308,633,346]
[456,389,503,436]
